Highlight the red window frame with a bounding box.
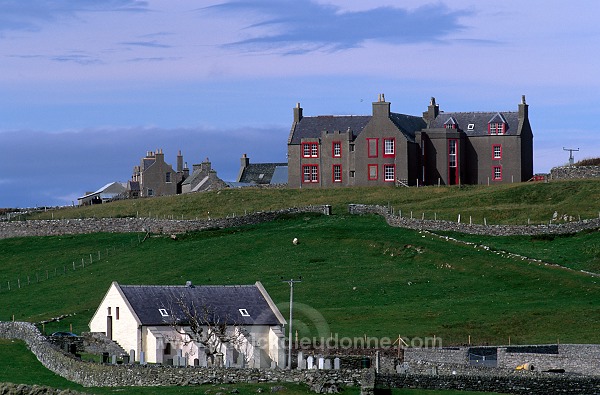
[367,138,379,158]
[332,141,341,157]
[448,139,459,185]
[383,138,395,158]
[332,164,342,183]
[302,164,319,183]
[492,144,502,160]
[488,123,505,135]
[383,164,395,182]
[368,164,378,180]
[301,142,319,158]
[492,165,503,181]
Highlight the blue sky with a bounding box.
[1,0,599,207]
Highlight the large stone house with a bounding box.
[130,149,189,197]
[89,281,287,368]
[287,94,533,187]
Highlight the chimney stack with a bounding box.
[177,150,183,173]
[372,93,390,118]
[293,102,303,123]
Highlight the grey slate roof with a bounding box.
[290,113,425,144]
[290,115,371,144]
[431,112,520,136]
[270,166,288,184]
[389,113,427,142]
[239,163,288,184]
[118,283,281,326]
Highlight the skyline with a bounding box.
[1,0,599,207]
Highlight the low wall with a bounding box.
[376,371,600,395]
[348,204,600,236]
[551,165,600,180]
[0,206,330,240]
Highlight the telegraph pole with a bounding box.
[563,147,580,165]
[282,277,301,369]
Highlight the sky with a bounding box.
[1,0,599,208]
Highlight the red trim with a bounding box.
[301,142,319,158]
[492,144,502,160]
[383,138,395,158]
[332,141,341,158]
[302,164,319,183]
[383,164,395,182]
[332,164,342,183]
[448,139,459,185]
[492,165,503,181]
[367,138,379,158]
[368,164,378,180]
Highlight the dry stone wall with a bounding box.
[0,206,330,240]
[551,165,600,180]
[348,204,600,236]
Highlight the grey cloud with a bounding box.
[119,40,172,48]
[0,126,286,208]
[126,57,183,62]
[205,1,471,53]
[0,0,149,34]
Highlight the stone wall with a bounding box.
[376,371,600,395]
[551,165,600,180]
[348,204,600,236]
[0,206,330,240]
[498,344,600,376]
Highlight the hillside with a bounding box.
[1,213,598,346]
[27,179,600,225]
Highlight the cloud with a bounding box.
[204,0,471,53]
[126,57,183,62]
[0,125,287,208]
[119,40,172,48]
[0,0,149,35]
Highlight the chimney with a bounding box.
[293,102,303,123]
[372,93,390,118]
[177,150,183,173]
[519,95,528,120]
[240,153,250,168]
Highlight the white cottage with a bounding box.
[89,281,287,368]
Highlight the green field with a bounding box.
[2,214,598,345]
[26,179,600,225]
[1,180,598,393]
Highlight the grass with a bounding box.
[0,340,507,395]
[1,214,598,345]
[23,179,600,225]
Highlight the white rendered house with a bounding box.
[89,281,287,368]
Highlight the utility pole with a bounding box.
[282,277,301,369]
[563,147,580,166]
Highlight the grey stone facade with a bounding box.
[288,94,533,188]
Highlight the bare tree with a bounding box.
[161,292,249,366]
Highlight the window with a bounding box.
[107,307,111,315]
[448,139,458,185]
[350,170,355,178]
[301,142,319,158]
[165,172,171,183]
[493,144,502,159]
[302,165,319,183]
[368,164,378,180]
[239,308,250,317]
[159,308,169,317]
[384,164,395,182]
[350,145,355,152]
[383,138,395,157]
[332,141,341,157]
[164,343,172,354]
[116,307,120,320]
[333,164,342,182]
[445,124,457,129]
[493,166,502,181]
[367,138,378,158]
[147,189,154,197]
[489,122,505,135]
[467,124,475,130]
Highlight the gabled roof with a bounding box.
[389,112,427,142]
[289,115,371,144]
[429,111,519,136]
[238,163,288,184]
[116,282,284,327]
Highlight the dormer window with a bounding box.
[488,113,507,135]
[444,117,458,130]
[489,123,505,135]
